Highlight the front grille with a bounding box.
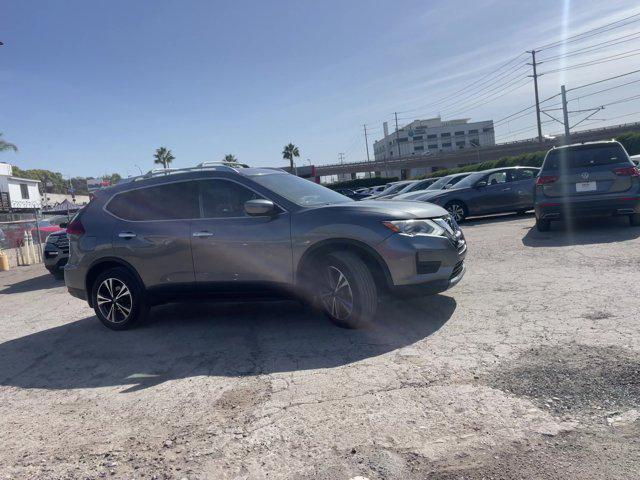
[55,234,69,253]
[450,260,464,280]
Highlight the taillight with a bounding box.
[536,175,558,186]
[66,219,85,235]
[613,166,640,177]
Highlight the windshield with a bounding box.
[250,173,352,206]
[427,176,454,190]
[379,182,410,195]
[453,172,485,189]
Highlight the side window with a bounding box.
[107,181,199,221]
[485,171,508,185]
[512,169,536,181]
[200,179,262,218]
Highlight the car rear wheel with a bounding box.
[91,267,148,330]
[536,218,551,232]
[446,201,467,223]
[318,251,377,329]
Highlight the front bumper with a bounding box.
[535,196,640,219]
[376,229,466,294]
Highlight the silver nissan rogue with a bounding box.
[64,163,466,330]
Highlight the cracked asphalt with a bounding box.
[1,213,639,479]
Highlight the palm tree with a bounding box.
[153,147,175,169]
[0,133,18,153]
[223,154,237,164]
[282,143,300,175]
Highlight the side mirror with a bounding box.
[59,222,68,229]
[475,180,487,189]
[244,199,276,216]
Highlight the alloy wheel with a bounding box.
[320,266,354,320]
[96,278,132,324]
[447,204,465,222]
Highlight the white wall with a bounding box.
[7,180,41,209]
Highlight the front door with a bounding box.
[190,178,293,288]
[476,170,515,214]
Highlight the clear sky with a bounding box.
[2,0,640,177]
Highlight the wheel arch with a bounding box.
[85,257,145,307]
[296,238,393,292]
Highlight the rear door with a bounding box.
[541,143,633,198]
[190,178,293,287]
[106,180,199,290]
[510,168,539,210]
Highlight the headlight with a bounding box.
[45,234,58,244]
[382,219,446,237]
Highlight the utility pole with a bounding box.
[527,50,543,144]
[561,84,571,143]
[363,124,372,178]
[338,152,345,164]
[394,112,401,158]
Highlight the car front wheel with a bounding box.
[318,251,378,329]
[91,267,148,330]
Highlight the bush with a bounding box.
[326,177,398,190]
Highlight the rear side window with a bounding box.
[512,169,537,181]
[543,144,628,170]
[107,181,199,221]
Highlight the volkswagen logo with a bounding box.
[581,172,590,180]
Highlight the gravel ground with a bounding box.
[1,213,639,479]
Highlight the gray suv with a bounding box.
[64,163,466,330]
[534,141,640,231]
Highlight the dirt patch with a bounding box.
[483,344,640,415]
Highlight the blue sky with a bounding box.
[2,0,640,177]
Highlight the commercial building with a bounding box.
[0,162,42,212]
[373,117,495,161]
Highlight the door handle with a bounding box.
[192,231,214,238]
[501,187,511,191]
[118,232,136,239]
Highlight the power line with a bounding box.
[566,68,640,91]
[568,77,640,103]
[539,48,640,75]
[535,12,640,51]
[538,30,640,62]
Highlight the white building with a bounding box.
[373,117,495,161]
[0,162,42,211]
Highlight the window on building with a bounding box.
[456,141,465,149]
[470,137,480,147]
[412,135,423,141]
[398,137,408,142]
[414,145,424,151]
[483,127,494,132]
[427,134,437,139]
[468,129,478,134]
[442,142,452,148]
[441,132,451,138]
[455,131,465,136]
[20,184,29,199]
[428,144,438,150]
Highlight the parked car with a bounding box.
[411,167,540,222]
[335,188,370,201]
[630,154,639,166]
[390,177,442,197]
[367,184,388,196]
[534,141,640,231]
[392,173,473,201]
[44,229,69,277]
[64,164,466,330]
[369,180,417,199]
[32,219,68,243]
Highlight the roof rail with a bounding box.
[197,161,249,169]
[129,163,247,182]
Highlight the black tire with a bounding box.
[536,217,551,232]
[630,214,640,226]
[53,268,65,280]
[91,267,148,330]
[445,201,467,223]
[317,251,378,329]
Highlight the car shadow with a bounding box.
[0,271,63,295]
[463,211,534,227]
[0,294,456,392]
[522,216,640,247]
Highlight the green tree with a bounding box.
[0,132,18,153]
[282,143,300,173]
[223,154,238,164]
[153,147,175,169]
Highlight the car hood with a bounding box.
[415,188,469,201]
[311,200,448,219]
